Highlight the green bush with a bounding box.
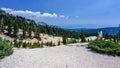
[45,42,56,47]
[14,40,59,48]
[89,40,120,56]
[14,41,43,48]
[80,32,86,42]
[62,34,67,44]
[22,42,27,48]
[58,41,60,45]
[69,38,77,43]
[31,42,43,48]
[14,40,22,48]
[0,38,13,59]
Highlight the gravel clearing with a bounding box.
[0,43,120,68]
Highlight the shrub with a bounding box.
[45,42,56,47]
[80,32,86,42]
[22,42,27,48]
[116,48,120,56]
[13,40,58,48]
[0,38,13,59]
[32,42,43,48]
[52,43,56,46]
[58,41,60,45]
[89,40,120,56]
[69,38,77,43]
[62,34,67,44]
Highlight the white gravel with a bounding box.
[0,43,120,68]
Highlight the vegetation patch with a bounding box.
[14,40,43,48]
[89,40,120,56]
[0,38,13,59]
[13,39,60,48]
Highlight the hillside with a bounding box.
[0,9,93,49]
[0,9,83,40]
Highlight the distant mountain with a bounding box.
[69,27,119,35]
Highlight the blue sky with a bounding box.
[0,0,120,29]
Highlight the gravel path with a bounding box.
[0,43,120,68]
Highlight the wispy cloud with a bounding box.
[1,8,65,19]
[59,15,65,18]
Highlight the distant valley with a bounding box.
[69,27,119,35]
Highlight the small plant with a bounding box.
[69,38,77,43]
[58,41,60,45]
[62,34,67,44]
[22,42,27,48]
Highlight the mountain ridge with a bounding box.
[68,27,119,35]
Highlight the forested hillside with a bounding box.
[0,9,82,39]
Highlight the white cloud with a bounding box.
[1,8,61,19]
[41,13,57,18]
[59,15,65,18]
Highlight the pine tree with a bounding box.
[50,41,53,47]
[41,42,43,48]
[80,32,86,42]
[0,17,3,33]
[62,34,67,44]
[58,40,60,45]
[22,42,27,48]
[8,20,12,36]
[14,39,18,47]
[22,21,28,39]
[22,29,26,39]
[28,26,32,38]
[13,22,19,37]
[113,35,116,42]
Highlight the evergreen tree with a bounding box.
[113,35,116,42]
[28,26,32,38]
[62,34,67,44]
[80,32,86,42]
[22,29,26,39]
[8,23,12,36]
[14,39,18,47]
[58,40,60,45]
[22,21,28,39]
[104,33,110,39]
[49,41,53,47]
[0,17,3,33]
[13,22,19,37]
[104,33,113,40]
[22,42,27,48]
